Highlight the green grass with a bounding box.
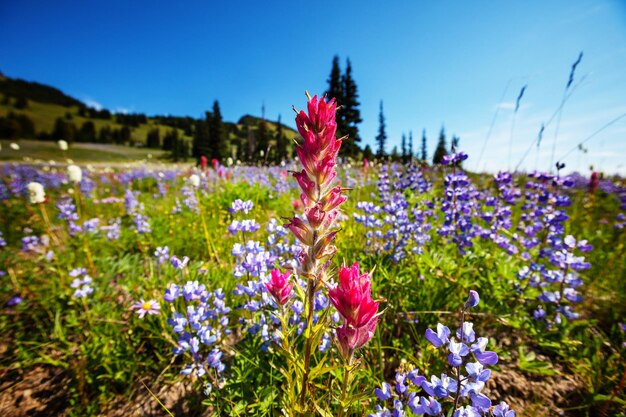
[0,164,624,416]
[0,139,168,162]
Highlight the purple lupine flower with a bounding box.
[408,396,442,416]
[470,337,498,365]
[464,290,479,308]
[375,382,393,401]
[229,199,254,214]
[7,296,23,306]
[164,284,180,302]
[453,405,481,417]
[492,402,516,417]
[170,255,189,270]
[425,323,451,347]
[154,246,170,264]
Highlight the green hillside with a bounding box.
[0,74,299,162]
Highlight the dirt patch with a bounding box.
[0,366,211,417]
[487,360,586,416]
[0,366,70,417]
[102,379,210,417]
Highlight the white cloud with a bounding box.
[114,107,131,114]
[83,98,103,110]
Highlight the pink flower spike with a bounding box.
[328,262,380,328]
[131,299,161,319]
[265,269,294,306]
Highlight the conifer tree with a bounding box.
[433,126,448,165]
[421,129,428,163]
[52,117,77,143]
[120,126,132,144]
[255,120,271,162]
[451,135,460,153]
[401,133,407,163]
[208,100,229,160]
[341,58,362,156]
[326,56,343,106]
[391,146,399,161]
[275,114,287,164]
[193,118,210,161]
[99,126,112,144]
[78,121,96,143]
[375,100,387,158]
[146,128,160,148]
[408,130,414,160]
[363,144,374,161]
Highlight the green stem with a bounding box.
[299,277,316,414]
[337,354,353,417]
[196,190,219,263]
[452,308,466,412]
[39,204,61,246]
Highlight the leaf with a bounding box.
[593,394,626,406]
[518,346,559,376]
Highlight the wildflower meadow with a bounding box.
[0,93,624,416]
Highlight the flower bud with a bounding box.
[305,204,325,229]
[284,217,313,246]
[465,290,480,309]
[293,170,317,201]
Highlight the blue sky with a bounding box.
[1,0,625,174]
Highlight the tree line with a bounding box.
[2,58,462,165]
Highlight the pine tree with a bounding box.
[172,134,180,162]
[98,126,112,144]
[401,133,407,163]
[363,145,374,161]
[120,126,132,144]
[178,138,188,162]
[391,146,400,161]
[78,121,96,143]
[408,130,414,160]
[146,128,161,148]
[326,56,343,105]
[275,114,287,164]
[341,58,362,156]
[450,135,460,153]
[193,118,210,161]
[375,101,386,158]
[421,129,428,162]
[255,120,271,162]
[52,117,77,143]
[208,100,229,160]
[433,126,448,165]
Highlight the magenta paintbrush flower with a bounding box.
[287,94,347,279]
[329,262,380,328]
[265,269,294,306]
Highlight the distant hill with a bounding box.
[0,73,299,162]
[0,74,84,107]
